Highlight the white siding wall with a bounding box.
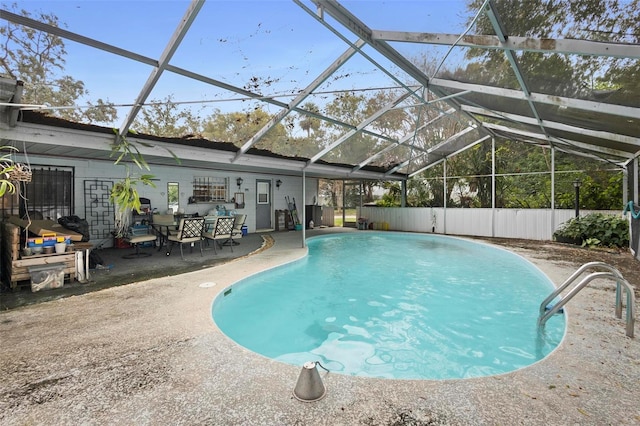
[16,153,619,242]
[358,207,620,240]
[16,154,317,238]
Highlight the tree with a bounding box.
[322,92,367,162]
[201,106,288,149]
[380,1,632,210]
[377,181,401,206]
[132,95,204,137]
[298,101,321,137]
[285,102,329,159]
[319,179,341,208]
[0,3,116,123]
[464,0,639,101]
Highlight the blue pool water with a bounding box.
[212,233,565,380]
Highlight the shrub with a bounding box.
[553,213,629,248]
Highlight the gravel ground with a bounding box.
[1,230,638,425]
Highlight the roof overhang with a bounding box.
[0,115,406,181]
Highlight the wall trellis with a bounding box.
[84,179,114,245]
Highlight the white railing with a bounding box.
[357,207,621,241]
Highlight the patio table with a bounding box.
[151,221,177,252]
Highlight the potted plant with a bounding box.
[110,173,155,241]
[0,145,25,197]
[108,129,180,242]
[109,130,156,241]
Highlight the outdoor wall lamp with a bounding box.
[276,179,282,190]
[236,177,243,189]
[573,179,582,217]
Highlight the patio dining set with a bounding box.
[123,214,247,260]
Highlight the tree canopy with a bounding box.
[0,2,116,122]
[132,95,204,138]
[465,0,639,105]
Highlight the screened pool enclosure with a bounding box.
[0,0,638,220]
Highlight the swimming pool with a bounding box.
[212,233,565,380]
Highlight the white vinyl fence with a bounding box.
[357,207,622,241]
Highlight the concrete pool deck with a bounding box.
[1,228,639,425]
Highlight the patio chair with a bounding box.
[229,214,247,245]
[122,232,158,259]
[202,216,235,254]
[166,217,205,260]
[151,214,177,250]
[153,214,176,227]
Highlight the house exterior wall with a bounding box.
[15,154,318,246]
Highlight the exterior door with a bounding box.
[342,180,361,227]
[255,180,272,229]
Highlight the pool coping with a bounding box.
[1,228,638,425]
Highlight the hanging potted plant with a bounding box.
[0,145,31,197]
[1,145,37,256]
[110,171,155,239]
[0,147,18,198]
[109,130,156,241]
[109,129,180,241]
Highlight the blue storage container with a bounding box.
[27,235,71,248]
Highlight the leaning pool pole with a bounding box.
[302,169,306,248]
[443,158,447,234]
[634,157,639,205]
[551,146,555,237]
[491,137,496,238]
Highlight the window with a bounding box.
[257,181,270,204]
[191,177,228,203]
[0,166,73,219]
[167,182,179,213]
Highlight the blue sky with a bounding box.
[9,0,471,121]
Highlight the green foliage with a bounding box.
[167,183,179,207]
[401,137,623,210]
[298,102,322,137]
[0,3,117,123]
[202,106,285,147]
[376,181,401,206]
[553,213,629,248]
[110,127,181,171]
[109,175,155,213]
[0,145,18,197]
[464,0,638,100]
[109,130,158,237]
[319,179,340,207]
[109,172,156,238]
[132,95,205,138]
[582,238,601,249]
[322,92,376,164]
[110,129,151,171]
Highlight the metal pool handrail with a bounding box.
[538,262,636,338]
